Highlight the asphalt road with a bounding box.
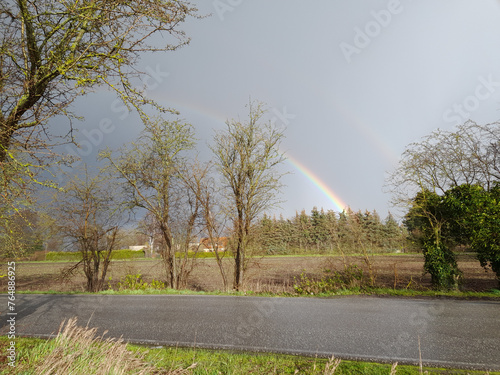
[0,294,499,370]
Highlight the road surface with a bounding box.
[0,294,499,370]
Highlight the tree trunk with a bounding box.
[234,246,244,291]
[233,213,245,291]
[163,244,177,289]
[214,247,228,291]
[160,223,177,289]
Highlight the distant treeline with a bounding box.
[253,207,408,255]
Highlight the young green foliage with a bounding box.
[0,0,199,162]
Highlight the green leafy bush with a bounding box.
[149,279,166,289]
[294,265,364,295]
[117,274,149,290]
[423,243,462,290]
[116,273,165,291]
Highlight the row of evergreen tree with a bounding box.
[253,207,408,255]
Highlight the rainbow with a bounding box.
[150,96,351,213]
[285,153,348,212]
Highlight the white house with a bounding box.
[129,245,148,251]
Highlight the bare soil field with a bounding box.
[1,254,498,294]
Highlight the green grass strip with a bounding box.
[0,336,496,374]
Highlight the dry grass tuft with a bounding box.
[323,355,341,374]
[19,317,195,375]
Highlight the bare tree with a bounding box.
[0,0,199,163]
[211,101,287,290]
[54,166,123,292]
[167,161,203,289]
[101,116,200,289]
[387,121,500,205]
[182,161,230,291]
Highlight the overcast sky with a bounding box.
[57,0,500,220]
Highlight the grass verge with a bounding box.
[1,332,497,374]
[134,345,499,374]
[0,318,193,374]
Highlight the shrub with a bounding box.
[423,243,462,290]
[116,273,165,291]
[149,279,166,289]
[293,265,364,295]
[117,274,149,290]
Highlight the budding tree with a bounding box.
[101,117,201,289]
[182,161,230,291]
[0,0,198,259]
[54,166,124,292]
[0,0,198,163]
[211,101,286,291]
